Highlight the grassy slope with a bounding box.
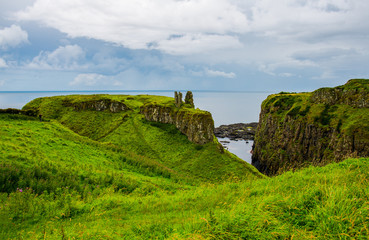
[1,115,368,238]
[0,114,188,194]
[103,115,256,182]
[1,93,368,239]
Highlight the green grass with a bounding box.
[262,90,369,137]
[0,114,186,194]
[102,114,259,182]
[21,94,261,182]
[1,93,368,239]
[1,118,368,239]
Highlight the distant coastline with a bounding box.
[0,90,272,93]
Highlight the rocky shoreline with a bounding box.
[214,122,258,141]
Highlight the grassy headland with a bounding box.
[253,79,369,175]
[21,94,261,182]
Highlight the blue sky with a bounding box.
[0,0,369,91]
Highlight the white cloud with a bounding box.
[9,0,369,88]
[0,1,36,15]
[156,34,242,55]
[16,0,369,51]
[205,68,236,78]
[312,70,337,80]
[70,71,167,89]
[0,25,28,49]
[0,80,5,87]
[257,58,317,77]
[279,73,294,77]
[0,58,8,68]
[28,45,85,70]
[249,0,356,38]
[15,0,248,55]
[292,48,357,62]
[70,73,106,86]
[112,80,123,86]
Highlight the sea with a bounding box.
[0,91,272,163]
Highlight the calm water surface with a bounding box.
[218,138,254,164]
[0,91,271,162]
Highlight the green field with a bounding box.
[1,94,368,239]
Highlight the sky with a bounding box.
[0,0,369,91]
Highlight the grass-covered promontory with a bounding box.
[20,94,261,182]
[253,79,369,175]
[1,92,368,239]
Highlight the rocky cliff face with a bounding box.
[140,104,214,145]
[22,94,214,145]
[70,99,130,113]
[310,79,369,107]
[252,79,369,175]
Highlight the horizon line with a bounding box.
[0,90,274,94]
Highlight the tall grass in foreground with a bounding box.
[1,157,368,239]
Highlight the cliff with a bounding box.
[23,94,215,145]
[69,98,130,112]
[140,103,214,145]
[252,79,369,175]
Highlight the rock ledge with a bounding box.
[214,122,258,140]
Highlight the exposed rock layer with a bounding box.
[70,99,130,113]
[310,79,369,107]
[252,79,369,175]
[141,104,214,145]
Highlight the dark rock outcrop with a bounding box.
[174,91,183,108]
[71,99,130,113]
[214,123,258,140]
[140,104,214,145]
[185,91,195,108]
[252,79,369,175]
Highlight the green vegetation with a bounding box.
[254,79,369,175]
[262,80,369,135]
[22,94,258,181]
[1,114,368,239]
[1,92,368,239]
